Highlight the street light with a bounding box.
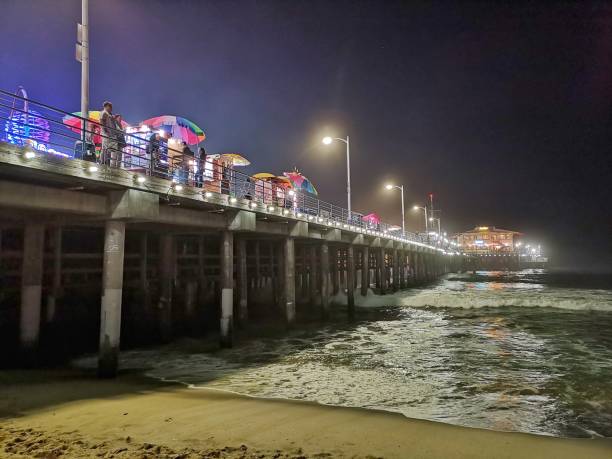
[429,216,441,236]
[322,135,351,218]
[413,205,428,240]
[384,184,405,235]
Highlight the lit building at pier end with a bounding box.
[454,226,522,255]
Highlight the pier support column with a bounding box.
[158,234,175,343]
[237,238,248,325]
[139,232,151,310]
[275,241,284,312]
[98,220,125,378]
[320,242,330,318]
[399,251,406,289]
[378,248,387,294]
[392,248,399,291]
[361,246,369,296]
[254,241,261,288]
[20,223,45,361]
[309,245,318,307]
[197,235,206,297]
[284,237,296,325]
[220,231,234,347]
[331,248,339,295]
[184,280,198,325]
[347,245,355,319]
[139,233,148,292]
[46,227,62,323]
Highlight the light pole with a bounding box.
[385,184,405,235]
[413,205,428,242]
[429,217,441,236]
[322,136,351,219]
[76,0,89,145]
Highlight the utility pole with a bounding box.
[77,0,89,143]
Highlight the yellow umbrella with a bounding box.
[219,153,250,166]
[253,172,276,179]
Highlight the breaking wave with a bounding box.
[338,273,612,312]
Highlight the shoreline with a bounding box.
[1,369,611,458]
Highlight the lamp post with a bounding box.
[413,205,428,242]
[322,136,351,219]
[429,217,441,237]
[79,0,89,141]
[385,184,405,235]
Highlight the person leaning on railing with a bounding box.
[180,142,194,184]
[195,147,207,188]
[100,101,123,168]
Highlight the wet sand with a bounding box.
[0,370,611,459]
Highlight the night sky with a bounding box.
[2,1,612,269]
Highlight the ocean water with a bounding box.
[85,270,612,438]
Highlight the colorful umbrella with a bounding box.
[362,213,381,225]
[219,153,250,166]
[62,111,129,134]
[272,176,293,188]
[140,115,205,145]
[282,170,318,195]
[252,172,276,179]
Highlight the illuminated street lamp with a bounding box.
[429,216,441,236]
[322,135,351,218]
[413,205,428,242]
[384,183,405,235]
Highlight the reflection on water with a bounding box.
[87,270,612,438]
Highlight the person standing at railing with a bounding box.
[195,147,207,188]
[113,114,126,168]
[180,141,194,184]
[147,132,163,177]
[100,101,121,167]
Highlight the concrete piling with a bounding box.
[46,226,62,323]
[379,248,387,294]
[392,248,399,292]
[20,223,45,361]
[320,242,330,318]
[158,234,175,343]
[220,231,234,347]
[347,245,355,319]
[237,237,248,324]
[309,245,318,306]
[284,237,296,325]
[361,246,369,296]
[98,220,125,378]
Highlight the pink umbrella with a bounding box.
[362,213,381,225]
[282,169,318,195]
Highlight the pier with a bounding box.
[0,90,465,376]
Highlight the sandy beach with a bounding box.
[0,369,610,459]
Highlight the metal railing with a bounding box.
[0,88,446,248]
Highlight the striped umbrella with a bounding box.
[140,115,205,145]
[62,111,129,133]
[283,170,318,195]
